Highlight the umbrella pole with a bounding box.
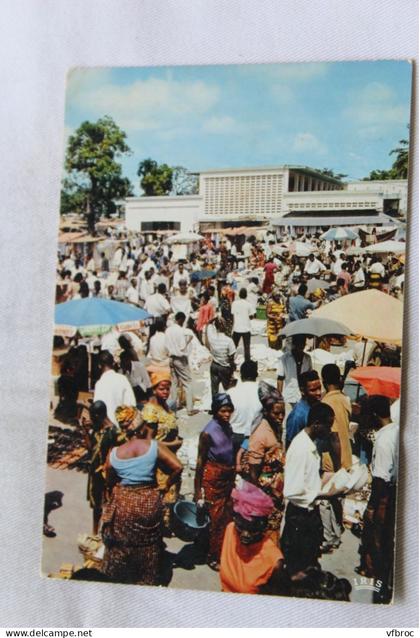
[356,338,368,402]
[361,337,368,365]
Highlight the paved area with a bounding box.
[42,465,371,603]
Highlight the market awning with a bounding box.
[272,213,394,227]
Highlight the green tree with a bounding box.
[389,137,409,179]
[363,128,410,180]
[64,116,132,233]
[362,169,393,181]
[171,166,199,195]
[137,158,173,196]
[319,168,348,181]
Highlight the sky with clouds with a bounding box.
[65,61,412,194]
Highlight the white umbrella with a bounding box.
[320,227,358,241]
[164,232,204,244]
[365,240,406,254]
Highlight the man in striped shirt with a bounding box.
[206,317,236,397]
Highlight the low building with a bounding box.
[125,165,407,232]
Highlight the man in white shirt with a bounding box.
[170,279,192,319]
[93,350,136,426]
[352,261,366,290]
[126,278,140,306]
[147,317,170,367]
[145,283,171,318]
[304,253,325,276]
[357,395,399,603]
[231,288,254,361]
[172,262,190,290]
[165,312,198,416]
[138,269,155,303]
[282,402,338,578]
[228,359,263,454]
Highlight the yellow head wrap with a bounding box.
[115,405,138,428]
[149,370,172,388]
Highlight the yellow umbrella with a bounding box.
[312,289,403,344]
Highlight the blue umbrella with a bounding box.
[191,270,217,281]
[55,298,152,336]
[320,227,358,241]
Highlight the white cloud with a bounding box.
[70,77,220,131]
[270,84,295,105]
[343,82,409,130]
[266,62,329,81]
[239,62,329,82]
[202,115,238,134]
[292,132,327,154]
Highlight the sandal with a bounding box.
[43,523,56,538]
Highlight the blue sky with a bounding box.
[65,61,412,194]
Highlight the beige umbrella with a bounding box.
[312,289,403,344]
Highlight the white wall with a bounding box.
[125,195,201,232]
[283,189,383,214]
[346,180,408,215]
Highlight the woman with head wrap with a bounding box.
[100,404,182,585]
[194,393,236,570]
[220,480,286,594]
[241,381,286,544]
[83,400,126,535]
[141,369,183,533]
[265,289,285,350]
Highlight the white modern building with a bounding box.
[125,165,407,232]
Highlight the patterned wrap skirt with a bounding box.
[101,483,163,585]
[202,460,235,563]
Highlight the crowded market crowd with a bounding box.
[49,225,403,603]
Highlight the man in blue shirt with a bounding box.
[288,283,320,322]
[286,369,322,448]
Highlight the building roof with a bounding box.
[194,165,343,184]
[272,212,394,227]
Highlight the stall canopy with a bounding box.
[312,289,403,344]
[364,240,406,254]
[165,232,204,244]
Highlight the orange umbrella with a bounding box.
[349,366,401,399]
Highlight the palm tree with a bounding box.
[389,138,409,179]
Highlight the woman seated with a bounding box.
[220,480,351,601]
[220,480,285,595]
[194,393,236,571]
[100,405,182,586]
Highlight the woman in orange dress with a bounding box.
[220,480,285,595]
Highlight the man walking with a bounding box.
[206,317,236,397]
[228,360,262,456]
[231,288,254,361]
[165,312,199,416]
